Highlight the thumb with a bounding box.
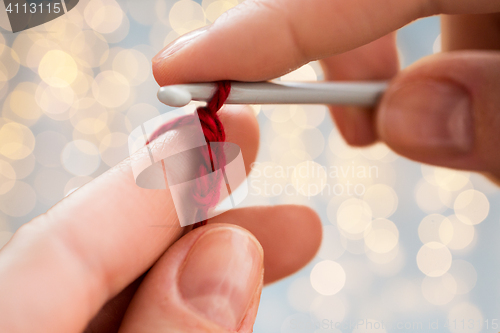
[376,51,500,178]
[118,224,264,333]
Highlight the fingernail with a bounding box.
[153,27,208,63]
[179,227,263,330]
[379,80,473,152]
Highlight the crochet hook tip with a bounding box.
[158,86,192,107]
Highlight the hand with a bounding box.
[152,0,500,183]
[0,106,322,333]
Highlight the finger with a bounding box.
[152,0,500,86]
[84,276,145,333]
[219,105,259,175]
[376,51,500,177]
[118,224,263,333]
[320,33,399,146]
[0,106,259,333]
[442,13,500,51]
[210,205,322,284]
[441,12,500,185]
[85,204,321,332]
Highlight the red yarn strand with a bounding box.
[147,81,231,229]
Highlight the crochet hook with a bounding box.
[157,81,388,108]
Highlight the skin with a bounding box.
[1,0,499,332]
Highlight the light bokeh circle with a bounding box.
[416,242,452,277]
[61,140,101,176]
[454,189,489,225]
[310,260,346,296]
[0,122,35,160]
[364,218,399,254]
[421,273,457,305]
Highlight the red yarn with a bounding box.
[148,81,231,229]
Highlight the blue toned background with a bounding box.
[0,1,498,332]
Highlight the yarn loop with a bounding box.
[148,81,231,229]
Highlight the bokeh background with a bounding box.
[0,1,499,332]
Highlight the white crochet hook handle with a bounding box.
[157,81,389,108]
